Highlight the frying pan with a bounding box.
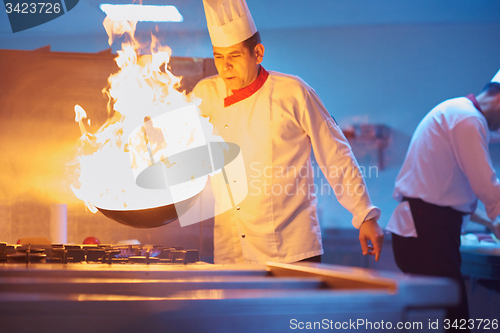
[96,189,203,228]
[94,142,236,229]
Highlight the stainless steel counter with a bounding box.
[0,262,458,333]
[460,244,500,281]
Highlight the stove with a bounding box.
[0,241,461,333]
[0,242,199,265]
[0,252,461,333]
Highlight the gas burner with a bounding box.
[7,252,47,263]
[0,243,199,265]
[0,244,48,263]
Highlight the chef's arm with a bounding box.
[359,218,384,262]
[449,119,500,220]
[296,87,384,260]
[470,208,500,239]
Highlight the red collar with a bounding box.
[224,66,269,107]
[465,93,483,113]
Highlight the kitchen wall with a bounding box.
[1,13,500,245]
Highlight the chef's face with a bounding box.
[213,42,264,90]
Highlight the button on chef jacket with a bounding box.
[193,67,380,264]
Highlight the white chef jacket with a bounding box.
[193,68,380,264]
[387,96,500,237]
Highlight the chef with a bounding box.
[386,70,500,331]
[193,0,384,264]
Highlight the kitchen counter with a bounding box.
[0,262,458,333]
[460,244,500,282]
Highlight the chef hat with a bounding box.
[202,0,257,48]
[491,69,500,84]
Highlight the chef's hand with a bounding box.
[358,218,384,262]
[470,210,500,240]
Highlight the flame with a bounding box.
[70,16,218,213]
